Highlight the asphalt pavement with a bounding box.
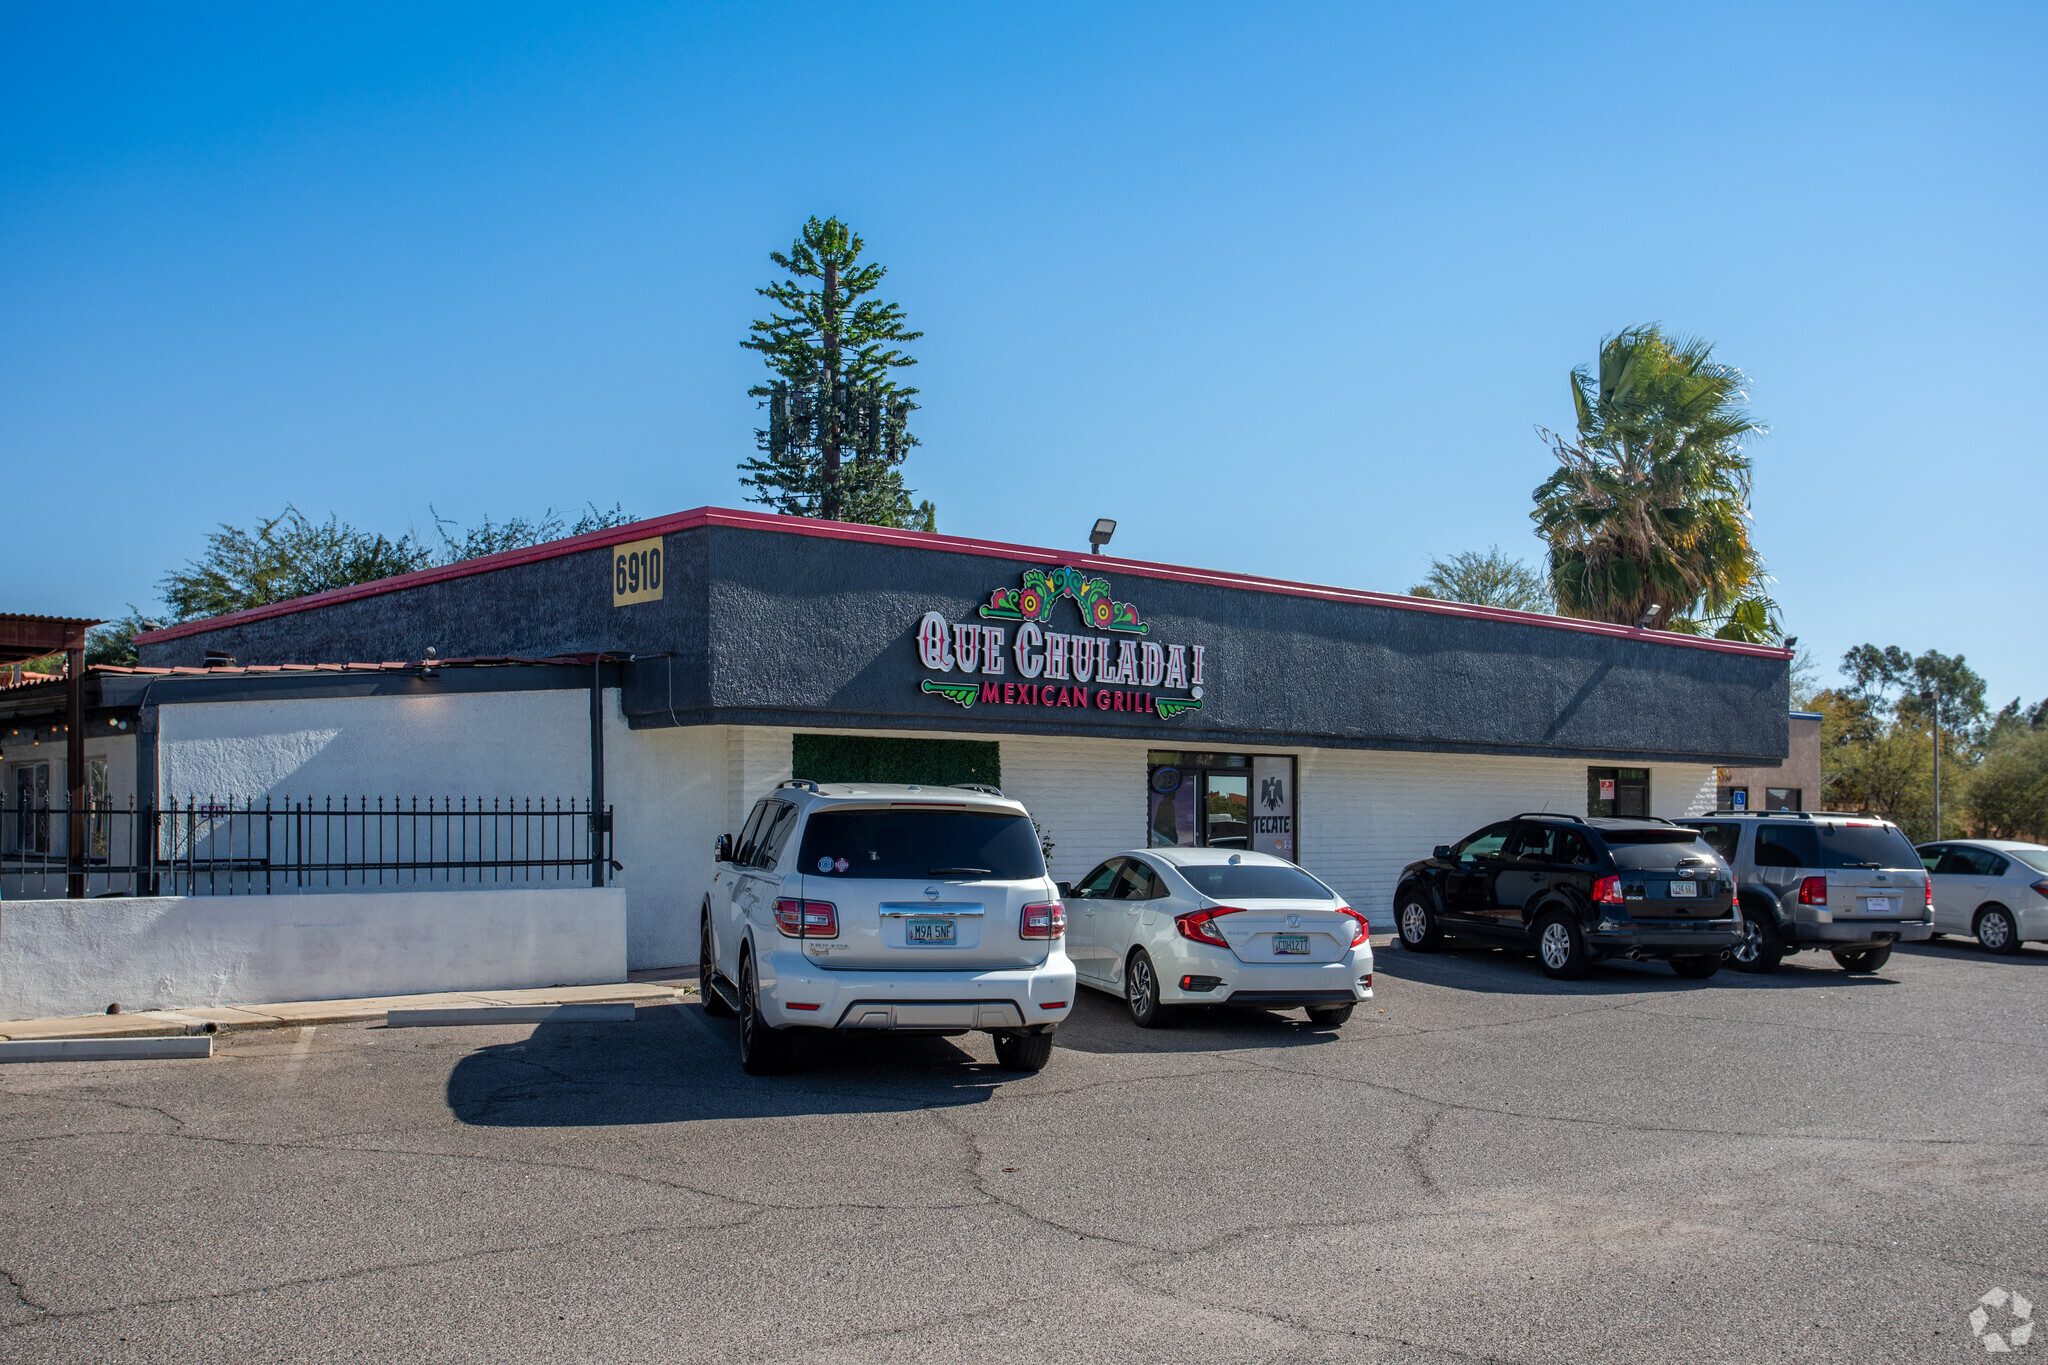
[2,935,2043,1363]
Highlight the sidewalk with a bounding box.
[0,971,699,1041]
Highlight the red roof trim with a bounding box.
[133,506,1791,660]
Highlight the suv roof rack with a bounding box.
[778,778,820,793]
[1516,811,1586,823]
[951,783,1005,798]
[1697,809,1891,822]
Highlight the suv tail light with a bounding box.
[1337,906,1369,947]
[1176,907,1236,948]
[772,898,838,938]
[1019,902,1065,939]
[1798,876,1828,906]
[1592,875,1623,905]
[1927,876,1937,909]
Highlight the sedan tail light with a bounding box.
[1592,875,1623,905]
[772,898,838,938]
[2030,879,2048,901]
[1175,907,1235,948]
[1019,902,1065,939]
[1337,906,1369,947]
[1798,876,1828,906]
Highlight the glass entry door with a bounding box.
[1204,774,1249,849]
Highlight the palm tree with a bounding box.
[1531,325,1779,642]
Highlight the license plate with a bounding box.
[1864,897,1893,915]
[907,918,956,944]
[1272,933,1310,955]
[1668,880,1697,898]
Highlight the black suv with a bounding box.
[1393,814,1742,980]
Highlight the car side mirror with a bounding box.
[713,833,733,864]
[1055,880,1073,899]
[1433,845,1454,861]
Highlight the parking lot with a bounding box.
[3,936,2043,1364]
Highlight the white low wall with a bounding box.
[0,888,627,1022]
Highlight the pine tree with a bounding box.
[739,217,935,528]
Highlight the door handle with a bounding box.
[1531,874,1547,883]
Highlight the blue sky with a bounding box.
[4,3,2042,705]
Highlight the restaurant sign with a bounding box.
[915,565,1205,720]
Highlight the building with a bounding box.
[117,507,1791,970]
[1718,711,1823,810]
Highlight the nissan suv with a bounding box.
[1394,813,1742,980]
[699,781,1075,1074]
[1677,811,1933,973]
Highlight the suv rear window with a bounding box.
[1598,828,1718,870]
[1689,822,1741,860]
[797,808,1046,881]
[1175,863,1336,900]
[1756,821,1919,870]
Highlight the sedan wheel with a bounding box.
[1535,914,1589,980]
[1976,906,2020,954]
[1125,949,1169,1029]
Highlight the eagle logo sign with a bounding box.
[1260,777,1286,811]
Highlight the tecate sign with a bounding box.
[915,564,1205,721]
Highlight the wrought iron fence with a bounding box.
[0,797,615,898]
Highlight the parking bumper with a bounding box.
[757,948,1076,1031]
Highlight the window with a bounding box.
[1508,825,1559,862]
[732,801,771,866]
[10,762,51,854]
[753,802,799,869]
[1587,768,1650,818]
[2008,847,2048,875]
[1173,862,1336,900]
[1813,822,1920,871]
[1692,823,1742,860]
[1764,788,1802,812]
[1454,823,1515,863]
[1112,861,1166,900]
[88,756,111,858]
[1940,847,2009,878]
[1755,825,1817,868]
[798,808,1046,881]
[1073,859,1125,898]
[1919,844,1947,873]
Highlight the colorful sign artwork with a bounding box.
[916,565,1205,720]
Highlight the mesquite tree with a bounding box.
[739,217,935,528]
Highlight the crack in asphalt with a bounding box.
[0,1088,189,1130]
[0,1219,717,1334]
[0,1268,48,1319]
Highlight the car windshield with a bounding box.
[1600,829,1720,871]
[797,808,1046,881]
[2004,846,2048,875]
[1176,863,1336,900]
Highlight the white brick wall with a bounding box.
[640,723,1718,957]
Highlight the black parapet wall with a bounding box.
[139,512,1789,764]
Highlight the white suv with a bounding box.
[699,782,1075,1074]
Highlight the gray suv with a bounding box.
[1676,812,1934,973]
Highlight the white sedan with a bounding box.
[1917,839,2048,953]
[1059,848,1373,1028]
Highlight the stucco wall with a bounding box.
[0,888,626,1021]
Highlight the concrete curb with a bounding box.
[385,1003,639,1027]
[0,982,682,1041]
[1,1036,214,1063]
